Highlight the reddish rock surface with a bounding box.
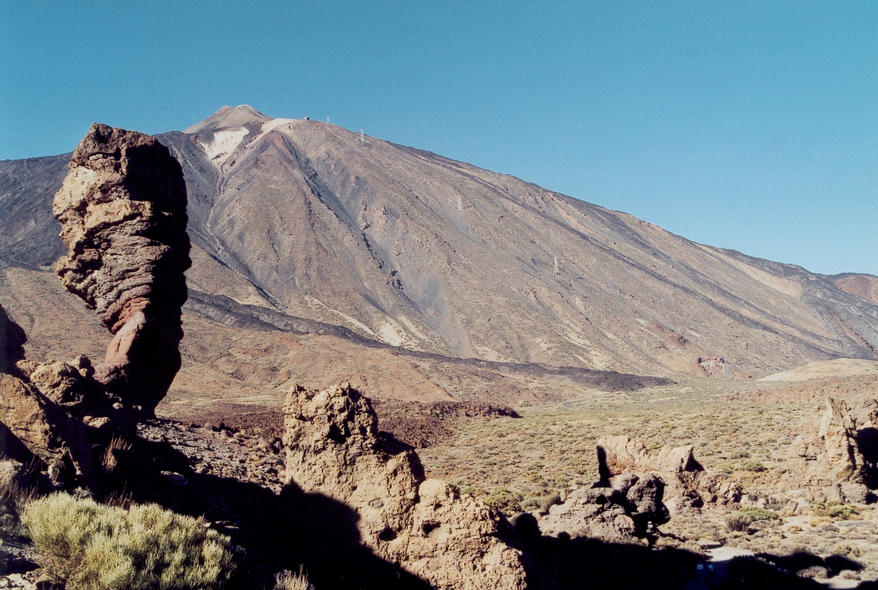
[53,123,190,413]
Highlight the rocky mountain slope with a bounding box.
[2,105,877,382]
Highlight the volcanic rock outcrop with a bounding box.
[785,398,878,503]
[536,437,680,545]
[537,472,669,544]
[594,435,737,512]
[0,305,104,489]
[53,123,190,414]
[282,383,527,590]
[1,124,191,492]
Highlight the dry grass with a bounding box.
[21,493,238,589]
[418,375,878,581]
[273,566,313,590]
[419,378,812,512]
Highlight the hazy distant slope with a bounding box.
[1,105,876,377]
[0,153,68,267]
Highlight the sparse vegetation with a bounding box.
[725,506,779,531]
[274,566,313,590]
[812,501,858,520]
[21,493,238,589]
[740,460,767,472]
[101,435,134,473]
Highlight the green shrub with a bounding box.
[740,460,766,472]
[813,501,857,520]
[21,493,237,589]
[725,506,779,532]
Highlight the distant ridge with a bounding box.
[1,106,877,380]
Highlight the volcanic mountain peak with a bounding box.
[183,104,271,134]
[2,107,878,379]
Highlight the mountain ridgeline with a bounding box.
[2,105,877,379]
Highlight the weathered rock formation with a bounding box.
[538,472,669,544]
[282,383,527,590]
[0,305,111,489]
[53,123,190,414]
[785,398,878,503]
[595,435,737,512]
[1,124,191,492]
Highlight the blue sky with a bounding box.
[2,1,876,276]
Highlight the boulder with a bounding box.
[596,435,715,512]
[538,470,670,544]
[283,383,527,590]
[784,397,877,502]
[53,123,190,414]
[0,370,92,489]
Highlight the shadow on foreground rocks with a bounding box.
[130,463,432,589]
[124,446,874,590]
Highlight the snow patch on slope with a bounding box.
[261,118,297,134]
[200,127,248,164]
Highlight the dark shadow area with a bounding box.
[856,426,878,489]
[122,440,431,589]
[510,529,701,589]
[505,512,875,590]
[0,304,27,374]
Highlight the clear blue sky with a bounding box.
[2,1,876,276]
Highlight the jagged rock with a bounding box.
[596,435,716,512]
[283,383,527,590]
[784,398,877,502]
[0,309,133,491]
[0,371,92,489]
[53,123,190,414]
[538,471,670,544]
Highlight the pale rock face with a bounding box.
[784,397,877,502]
[595,435,718,513]
[282,383,527,590]
[53,123,190,413]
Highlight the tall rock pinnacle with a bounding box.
[53,123,190,413]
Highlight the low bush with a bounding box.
[21,493,238,589]
[274,566,313,590]
[739,460,766,472]
[725,506,779,532]
[812,501,857,520]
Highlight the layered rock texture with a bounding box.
[785,397,878,502]
[52,123,190,413]
[282,383,527,589]
[0,124,190,491]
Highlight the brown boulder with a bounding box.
[0,370,93,489]
[596,435,715,513]
[283,383,526,590]
[53,123,190,413]
[784,397,877,502]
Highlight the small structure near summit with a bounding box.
[53,123,191,415]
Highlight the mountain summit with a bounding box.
[184,104,271,134]
[1,108,877,379]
